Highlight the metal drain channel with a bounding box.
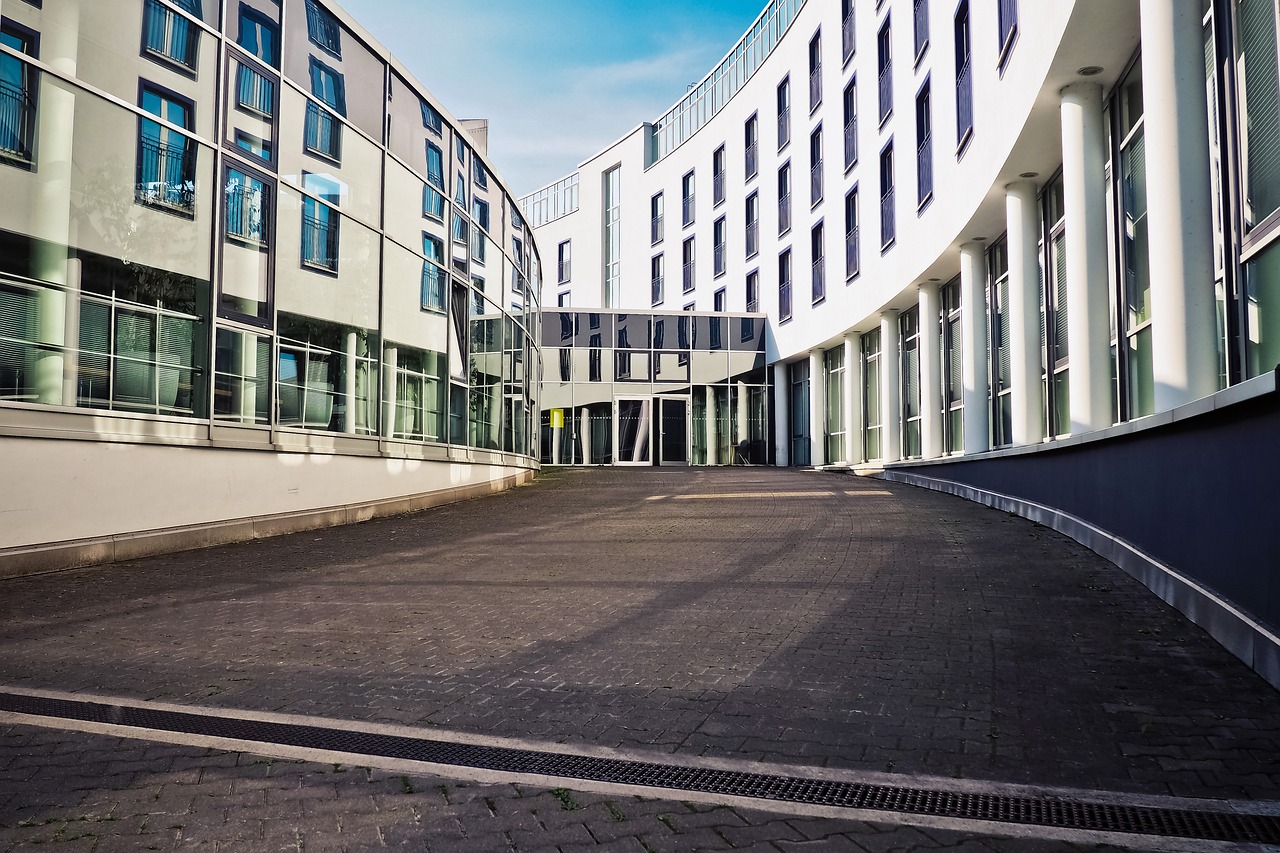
[2,691,1276,844]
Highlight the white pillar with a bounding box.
[918,283,943,459]
[773,360,790,466]
[343,331,359,434]
[1140,0,1219,410]
[382,346,398,438]
[1061,82,1115,434]
[705,385,719,465]
[579,407,592,464]
[960,242,990,455]
[1006,181,1044,446]
[880,311,901,463]
[809,350,825,467]
[843,334,860,465]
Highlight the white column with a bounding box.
[773,360,790,466]
[959,242,990,455]
[880,311,901,463]
[705,385,719,465]
[918,283,943,459]
[343,331,359,434]
[1006,181,1044,446]
[1140,0,1219,410]
[1061,82,1115,434]
[579,408,592,464]
[382,346,398,439]
[843,334,859,465]
[809,350,825,467]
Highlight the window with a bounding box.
[825,346,846,462]
[843,78,858,169]
[473,158,488,191]
[682,170,696,227]
[453,168,467,207]
[745,114,759,180]
[810,125,824,206]
[845,186,860,279]
[234,130,270,160]
[309,57,345,115]
[143,0,200,72]
[557,291,570,308]
[0,21,36,165]
[842,0,856,63]
[423,141,444,219]
[989,237,1013,445]
[651,254,664,305]
[1045,175,1069,437]
[471,198,489,264]
[809,31,823,112]
[746,270,760,313]
[862,329,882,460]
[879,141,895,249]
[422,234,445,313]
[557,240,571,284]
[302,195,339,272]
[778,162,792,235]
[1117,63,1152,418]
[913,0,929,61]
[304,0,341,57]
[237,6,278,67]
[235,63,274,117]
[714,216,727,277]
[224,168,267,244]
[900,308,921,458]
[304,101,340,161]
[877,17,892,123]
[472,197,490,232]
[955,1,973,149]
[420,100,442,135]
[136,85,195,213]
[651,191,664,244]
[713,145,726,206]
[997,0,1018,68]
[682,236,696,292]
[714,288,727,312]
[745,191,760,258]
[811,221,826,303]
[777,77,791,149]
[603,166,621,307]
[916,79,932,208]
[942,278,963,452]
[779,249,793,321]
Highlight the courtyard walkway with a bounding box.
[1,467,1277,851]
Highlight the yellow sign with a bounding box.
[550,408,565,429]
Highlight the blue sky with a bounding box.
[335,0,767,196]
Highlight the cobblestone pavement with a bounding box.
[1,467,1278,850]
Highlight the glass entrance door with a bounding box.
[657,396,689,465]
[615,397,652,464]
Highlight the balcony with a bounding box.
[136,137,195,214]
[0,81,34,165]
[302,214,339,272]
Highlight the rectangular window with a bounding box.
[304,0,341,57]
[304,101,341,161]
[811,221,826,303]
[916,79,932,208]
[237,5,279,67]
[302,196,339,272]
[879,141,895,249]
[136,85,195,214]
[997,0,1018,67]
[825,346,846,463]
[989,237,1013,445]
[0,22,37,166]
[778,162,792,235]
[842,0,856,63]
[224,167,267,244]
[714,216,727,277]
[557,240,571,284]
[713,145,726,206]
[603,166,622,307]
[913,0,929,61]
[422,234,446,313]
[651,191,664,244]
[778,249,793,321]
[955,1,973,149]
[746,269,760,313]
[809,31,823,111]
[845,186,860,279]
[942,277,963,452]
[682,236,696,292]
[235,63,274,117]
[473,158,488,191]
[682,170,696,227]
[309,57,345,115]
[143,0,200,72]
[745,191,760,258]
[777,77,791,149]
[745,114,759,180]
[862,328,882,460]
[422,141,444,218]
[714,288,727,312]
[900,308,921,458]
[810,125,824,206]
[877,18,892,123]
[843,78,858,169]
[420,100,442,135]
[651,254,664,305]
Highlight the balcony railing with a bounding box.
[0,81,35,164]
[811,160,823,206]
[302,214,339,271]
[844,115,857,168]
[682,260,695,293]
[779,193,791,234]
[745,141,758,179]
[812,258,825,303]
[305,0,342,56]
[136,137,195,213]
[682,195,695,227]
[778,107,790,149]
[225,183,266,244]
[746,220,759,257]
[917,134,933,206]
[651,274,663,305]
[880,187,896,248]
[144,0,199,70]
[846,225,860,278]
[842,9,855,61]
[779,279,792,320]
[957,59,973,146]
[810,68,822,112]
[651,213,663,244]
[878,63,892,122]
[714,242,725,276]
[304,101,341,161]
[913,0,930,58]
[236,65,274,117]
[421,262,445,312]
[713,170,725,206]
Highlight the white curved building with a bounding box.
[0,0,542,571]
[525,0,1280,686]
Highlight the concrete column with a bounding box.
[1140,0,1219,409]
[809,350,825,467]
[1006,181,1044,446]
[736,381,748,446]
[579,408,592,464]
[880,311,901,463]
[705,385,719,465]
[343,331,359,434]
[1061,82,1115,434]
[773,360,790,466]
[918,283,943,459]
[382,346,398,438]
[843,334,860,465]
[959,242,990,454]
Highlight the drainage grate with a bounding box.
[2,691,1276,844]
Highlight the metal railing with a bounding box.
[745,140,758,179]
[842,7,855,60]
[917,134,933,205]
[811,158,823,206]
[779,192,791,235]
[421,262,445,312]
[844,114,857,168]
[956,59,973,145]
[651,212,663,244]
[236,65,274,117]
[136,137,195,212]
[812,257,825,303]
[301,214,338,271]
[914,0,930,58]
[304,101,341,161]
[682,193,695,227]
[880,187,896,248]
[846,224,860,278]
[713,169,725,206]
[778,106,790,149]
[810,67,822,112]
[144,0,199,70]
[225,183,265,244]
[0,81,34,164]
[878,63,892,122]
[746,220,759,258]
[304,0,341,55]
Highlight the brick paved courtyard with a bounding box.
[1,467,1277,851]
